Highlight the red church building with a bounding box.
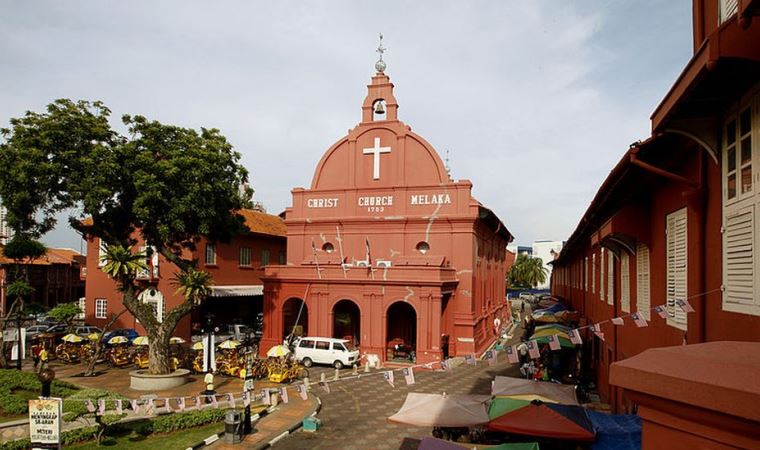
[261,58,513,365]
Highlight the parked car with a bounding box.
[45,324,70,343]
[293,337,360,369]
[75,326,103,337]
[102,328,139,344]
[25,325,50,339]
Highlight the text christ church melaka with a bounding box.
[260,54,513,365]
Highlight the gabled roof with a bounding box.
[239,209,287,238]
[0,245,83,266]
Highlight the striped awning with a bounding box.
[209,285,263,297]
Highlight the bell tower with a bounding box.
[361,34,399,123]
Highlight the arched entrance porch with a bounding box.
[282,298,308,341]
[332,299,361,347]
[386,301,417,362]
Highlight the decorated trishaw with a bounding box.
[55,334,84,363]
[216,340,243,377]
[265,345,308,383]
[105,336,132,367]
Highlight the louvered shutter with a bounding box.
[592,254,596,294]
[621,253,630,312]
[724,206,754,306]
[666,208,688,330]
[600,249,605,300]
[607,252,614,305]
[636,243,651,319]
[584,257,588,291]
[720,0,738,23]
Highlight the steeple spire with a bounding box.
[375,33,387,73]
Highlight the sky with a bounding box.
[0,0,693,253]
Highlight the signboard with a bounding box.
[29,398,62,448]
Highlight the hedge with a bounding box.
[0,369,79,415]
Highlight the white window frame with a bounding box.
[584,257,588,291]
[621,253,631,312]
[77,297,86,320]
[636,243,651,320]
[138,289,164,323]
[722,90,760,315]
[607,251,614,305]
[592,253,596,294]
[95,298,107,319]
[239,247,252,267]
[98,240,108,268]
[600,248,605,301]
[205,243,217,266]
[666,207,688,330]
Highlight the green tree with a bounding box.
[0,99,249,374]
[47,302,83,333]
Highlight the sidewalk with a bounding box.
[0,360,313,444]
[208,394,320,450]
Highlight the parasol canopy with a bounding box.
[534,324,573,334]
[491,376,579,405]
[107,336,129,345]
[191,341,204,350]
[219,339,241,349]
[266,344,289,357]
[487,400,596,442]
[87,332,100,341]
[62,334,84,343]
[169,336,186,344]
[531,313,560,324]
[529,332,576,349]
[132,336,150,346]
[416,438,540,450]
[388,392,491,427]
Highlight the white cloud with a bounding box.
[0,1,692,250]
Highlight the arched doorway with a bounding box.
[386,301,417,362]
[332,300,361,346]
[282,298,308,341]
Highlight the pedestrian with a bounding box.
[38,345,49,373]
[31,339,42,370]
[202,372,215,404]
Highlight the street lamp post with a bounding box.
[204,314,216,374]
[38,368,55,397]
[243,329,254,435]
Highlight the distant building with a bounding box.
[532,240,564,290]
[0,245,85,315]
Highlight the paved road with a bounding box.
[277,337,523,450]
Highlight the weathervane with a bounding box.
[375,33,387,73]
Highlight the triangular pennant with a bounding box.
[296,384,308,400]
[465,353,476,365]
[631,312,648,327]
[486,350,497,366]
[654,305,669,319]
[611,317,624,326]
[526,340,540,359]
[261,389,271,405]
[115,399,123,415]
[280,388,289,404]
[85,400,96,413]
[97,399,106,415]
[226,393,235,408]
[384,371,395,388]
[568,329,582,345]
[505,345,519,364]
[546,335,561,351]
[177,397,186,412]
[402,367,415,385]
[163,398,172,413]
[676,299,695,313]
[146,399,155,415]
[129,400,139,412]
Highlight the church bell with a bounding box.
[374,101,386,115]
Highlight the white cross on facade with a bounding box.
[363,137,391,180]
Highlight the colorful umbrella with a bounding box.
[531,314,560,324]
[416,437,539,450]
[191,341,204,351]
[496,394,559,404]
[266,344,289,356]
[491,376,579,405]
[62,334,84,343]
[87,332,100,341]
[534,324,572,334]
[219,339,241,349]
[108,336,129,345]
[487,399,596,441]
[388,392,491,427]
[169,336,186,344]
[132,336,150,346]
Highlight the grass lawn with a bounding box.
[67,421,225,450]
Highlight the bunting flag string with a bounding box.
[50,289,715,415]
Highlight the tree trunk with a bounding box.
[85,309,127,377]
[147,326,172,374]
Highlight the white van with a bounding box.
[294,337,360,369]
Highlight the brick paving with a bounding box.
[275,321,525,450]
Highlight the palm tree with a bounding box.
[100,244,148,289]
[172,268,213,306]
[507,254,548,288]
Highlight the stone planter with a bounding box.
[130,368,190,391]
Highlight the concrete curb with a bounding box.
[187,395,322,450]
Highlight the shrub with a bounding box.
[149,408,227,434]
[0,369,79,415]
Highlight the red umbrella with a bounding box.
[487,400,596,442]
